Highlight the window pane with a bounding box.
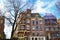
[26,25,30,30]
[36,21,38,25]
[18,26,24,30]
[26,14,30,18]
[26,19,30,23]
[40,20,42,24]
[50,27,54,31]
[36,26,38,30]
[40,26,42,30]
[32,26,35,30]
[54,28,58,31]
[32,21,34,25]
[45,27,49,31]
[39,38,43,40]
[36,15,38,20]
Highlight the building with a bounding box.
[0,16,5,39]
[44,14,60,40]
[30,13,45,40]
[57,18,60,27]
[14,9,45,40]
[14,9,31,40]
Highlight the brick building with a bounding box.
[14,9,60,40]
[14,9,45,40]
[44,14,60,40]
[30,13,45,40]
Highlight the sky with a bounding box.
[0,0,60,39]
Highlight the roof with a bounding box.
[44,13,56,19]
[31,13,41,18]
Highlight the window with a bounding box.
[40,26,42,30]
[32,21,34,25]
[39,38,43,40]
[20,14,22,18]
[26,25,30,30]
[57,33,60,38]
[36,21,38,25]
[54,25,58,27]
[26,19,30,23]
[32,26,35,30]
[19,26,24,30]
[36,26,38,30]
[45,27,49,31]
[40,20,42,24]
[50,27,54,31]
[54,28,58,31]
[39,32,43,36]
[50,20,53,22]
[35,32,39,36]
[26,14,30,18]
[52,33,60,38]
[21,20,25,24]
[36,15,38,20]
[35,38,37,40]
[52,34,56,38]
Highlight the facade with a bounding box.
[57,18,60,27]
[0,16,5,39]
[14,9,45,40]
[14,9,31,40]
[30,13,45,40]
[14,9,60,40]
[44,14,60,40]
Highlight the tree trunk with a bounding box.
[11,11,18,38]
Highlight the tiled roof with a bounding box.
[44,14,56,19]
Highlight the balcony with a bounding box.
[26,14,31,18]
[26,19,30,23]
[18,26,25,30]
[26,25,30,30]
[20,20,25,24]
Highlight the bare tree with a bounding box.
[2,0,34,39]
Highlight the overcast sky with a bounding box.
[0,0,60,39]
